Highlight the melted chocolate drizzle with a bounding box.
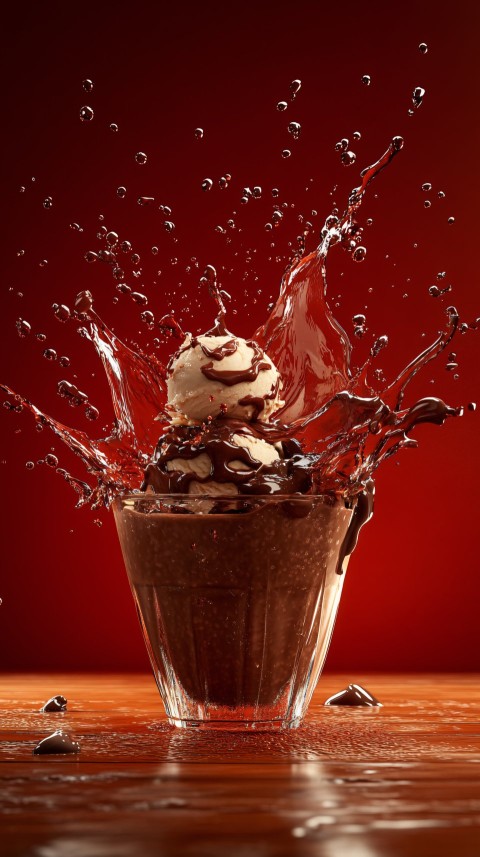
[143,421,314,497]
[335,481,374,574]
[199,338,238,361]
[238,395,267,420]
[201,341,271,386]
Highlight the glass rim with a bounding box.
[114,492,342,503]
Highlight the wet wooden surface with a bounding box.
[1,673,480,856]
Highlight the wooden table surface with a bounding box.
[1,673,480,856]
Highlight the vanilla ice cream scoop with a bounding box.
[167,430,281,496]
[166,333,284,424]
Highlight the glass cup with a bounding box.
[114,493,353,731]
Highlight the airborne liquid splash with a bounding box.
[0,137,471,509]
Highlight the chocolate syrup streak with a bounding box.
[199,338,238,361]
[143,422,313,497]
[0,139,466,507]
[201,342,270,385]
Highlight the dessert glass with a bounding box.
[114,493,353,730]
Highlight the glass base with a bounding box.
[167,716,302,731]
[115,494,352,730]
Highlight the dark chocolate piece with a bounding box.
[324,683,382,707]
[40,694,67,713]
[33,730,80,755]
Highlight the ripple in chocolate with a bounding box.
[40,694,67,712]
[324,683,381,706]
[33,730,80,755]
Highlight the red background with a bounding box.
[1,0,479,673]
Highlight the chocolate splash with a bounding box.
[33,730,81,755]
[40,695,67,713]
[324,683,382,706]
[1,138,470,510]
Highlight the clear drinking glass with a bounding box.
[114,493,353,730]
